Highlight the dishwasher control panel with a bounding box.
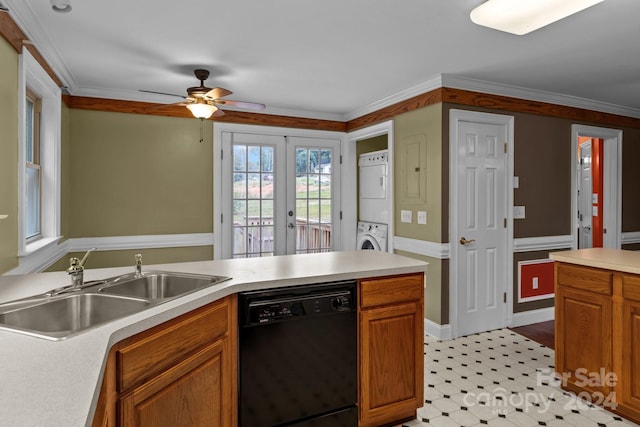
[242,287,355,326]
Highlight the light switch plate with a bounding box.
[513,206,526,219]
[401,210,412,223]
[417,211,427,224]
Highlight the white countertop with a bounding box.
[550,248,640,275]
[0,250,426,427]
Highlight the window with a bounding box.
[25,91,42,241]
[17,48,61,263]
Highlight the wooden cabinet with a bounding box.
[555,263,612,396]
[92,272,427,427]
[92,295,237,427]
[555,263,640,424]
[620,274,640,418]
[358,273,424,427]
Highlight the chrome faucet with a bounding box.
[134,253,143,276]
[67,248,96,289]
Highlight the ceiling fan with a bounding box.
[141,69,266,119]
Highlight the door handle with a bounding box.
[287,223,295,229]
[459,237,476,245]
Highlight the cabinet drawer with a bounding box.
[623,274,640,302]
[117,298,230,392]
[360,273,423,308]
[556,263,612,295]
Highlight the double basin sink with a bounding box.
[0,271,231,340]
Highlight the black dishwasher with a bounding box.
[239,280,357,427]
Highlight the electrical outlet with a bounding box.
[532,277,539,290]
[401,210,412,223]
[417,211,427,224]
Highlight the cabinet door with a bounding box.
[621,275,640,414]
[359,300,423,427]
[555,284,612,395]
[120,338,231,427]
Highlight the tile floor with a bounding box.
[400,329,639,427]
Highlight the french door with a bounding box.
[220,131,341,259]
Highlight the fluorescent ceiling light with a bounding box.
[470,0,605,35]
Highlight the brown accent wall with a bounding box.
[622,127,640,233]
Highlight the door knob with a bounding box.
[459,237,476,245]
[287,223,295,229]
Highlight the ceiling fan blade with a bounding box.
[214,99,266,111]
[212,108,225,117]
[204,87,232,100]
[139,89,186,99]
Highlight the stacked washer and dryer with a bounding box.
[357,150,389,251]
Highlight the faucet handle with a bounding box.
[135,253,143,275]
[67,257,82,273]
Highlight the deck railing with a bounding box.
[233,217,331,256]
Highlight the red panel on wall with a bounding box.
[518,259,555,302]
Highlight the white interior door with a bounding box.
[221,131,340,258]
[454,119,508,337]
[578,140,593,249]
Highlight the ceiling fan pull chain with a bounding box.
[199,118,204,143]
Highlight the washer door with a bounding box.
[358,235,381,251]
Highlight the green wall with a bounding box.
[67,109,214,237]
[0,38,18,273]
[46,246,213,272]
[393,103,444,323]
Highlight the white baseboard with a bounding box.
[511,307,555,328]
[424,318,452,340]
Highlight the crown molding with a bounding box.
[441,74,640,120]
[5,2,640,127]
[3,0,75,89]
[344,75,443,122]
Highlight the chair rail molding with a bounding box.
[4,233,215,275]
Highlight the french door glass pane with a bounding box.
[232,144,275,258]
[294,147,332,254]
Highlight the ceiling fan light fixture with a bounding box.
[470,0,605,35]
[50,0,72,13]
[186,101,217,119]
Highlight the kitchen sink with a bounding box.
[98,272,231,299]
[0,293,150,340]
[0,271,231,340]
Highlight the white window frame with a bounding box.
[17,49,62,258]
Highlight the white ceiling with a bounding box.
[5,0,640,121]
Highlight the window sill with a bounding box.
[20,236,63,258]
